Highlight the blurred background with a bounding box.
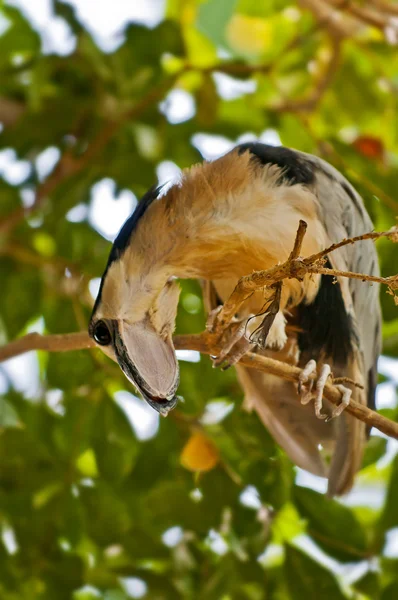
[0,0,398,598]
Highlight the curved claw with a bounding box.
[212,336,252,370]
[325,384,352,422]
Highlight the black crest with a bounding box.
[237,142,315,186]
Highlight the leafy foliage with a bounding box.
[0,1,398,599]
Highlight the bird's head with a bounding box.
[89,272,181,416]
[89,186,181,416]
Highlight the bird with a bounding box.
[89,142,381,496]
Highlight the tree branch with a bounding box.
[298,0,359,38]
[369,0,398,17]
[300,0,398,41]
[307,265,398,297]
[0,331,95,362]
[0,329,397,440]
[303,227,398,263]
[288,219,308,260]
[0,75,179,236]
[327,0,396,31]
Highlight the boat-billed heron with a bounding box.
[89,143,381,496]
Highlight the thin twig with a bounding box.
[304,227,398,264]
[327,0,392,29]
[307,264,398,290]
[210,222,310,334]
[298,0,358,38]
[288,220,308,260]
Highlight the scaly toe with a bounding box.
[325,384,352,422]
[213,337,252,370]
[206,305,223,332]
[298,359,316,396]
[300,384,314,406]
[314,364,331,420]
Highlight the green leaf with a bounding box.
[284,545,346,600]
[293,487,368,561]
[354,570,381,600]
[0,6,40,68]
[382,581,398,600]
[0,263,42,337]
[0,398,23,428]
[378,455,398,537]
[47,350,94,390]
[362,437,388,469]
[197,0,237,47]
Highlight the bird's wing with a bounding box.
[306,153,381,380]
[306,156,381,494]
[202,147,381,495]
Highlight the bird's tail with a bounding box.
[235,363,366,496]
[327,354,367,496]
[235,365,330,479]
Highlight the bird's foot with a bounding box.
[298,359,352,421]
[206,305,223,333]
[212,335,252,370]
[206,307,252,370]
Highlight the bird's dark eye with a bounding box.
[93,320,111,346]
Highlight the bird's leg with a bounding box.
[206,287,287,371]
[213,334,252,371]
[313,364,331,420]
[206,305,223,332]
[329,385,352,421]
[299,360,330,418]
[298,360,352,421]
[206,307,253,370]
[297,359,316,405]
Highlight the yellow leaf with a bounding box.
[33,232,56,257]
[226,14,272,56]
[184,27,218,68]
[76,448,98,477]
[180,432,219,473]
[33,482,62,509]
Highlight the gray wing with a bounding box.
[304,152,381,410]
[298,152,381,494]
